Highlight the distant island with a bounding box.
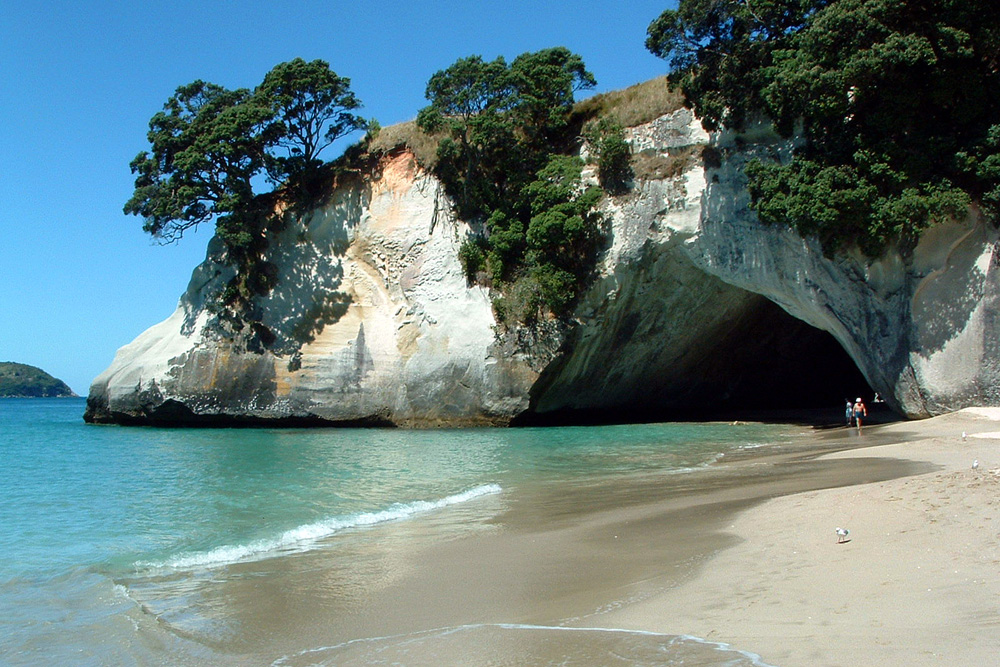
[0,362,76,397]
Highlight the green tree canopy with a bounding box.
[125,58,366,248]
[647,0,1000,255]
[417,48,603,321]
[124,81,270,244]
[417,47,596,220]
[489,156,604,319]
[258,58,365,181]
[509,47,597,142]
[417,54,520,218]
[646,0,823,132]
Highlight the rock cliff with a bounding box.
[688,122,1000,418]
[86,110,999,425]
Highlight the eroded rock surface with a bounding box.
[87,153,536,426]
[86,110,999,425]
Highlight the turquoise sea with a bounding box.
[0,398,794,666]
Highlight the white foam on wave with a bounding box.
[272,623,779,667]
[138,484,501,571]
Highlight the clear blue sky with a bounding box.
[0,0,676,395]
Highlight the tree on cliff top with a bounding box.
[125,59,366,342]
[125,59,366,248]
[257,58,365,182]
[125,81,269,245]
[417,47,596,220]
[416,47,602,323]
[647,0,1000,256]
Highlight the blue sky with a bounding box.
[0,0,676,395]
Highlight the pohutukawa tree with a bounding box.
[125,58,367,252]
[124,81,270,246]
[647,0,1000,256]
[124,59,366,338]
[257,58,366,182]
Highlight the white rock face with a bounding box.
[87,111,1000,424]
[685,125,1000,417]
[87,152,536,425]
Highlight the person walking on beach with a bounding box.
[845,399,853,427]
[853,397,867,433]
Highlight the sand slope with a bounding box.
[599,409,1000,666]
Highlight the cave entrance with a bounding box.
[690,298,875,421]
[518,295,877,427]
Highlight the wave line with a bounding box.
[137,483,501,571]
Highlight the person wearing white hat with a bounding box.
[852,397,867,433]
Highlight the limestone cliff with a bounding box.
[87,155,536,426]
[86,110,1000,425]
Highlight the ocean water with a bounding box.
[0,398,791,666]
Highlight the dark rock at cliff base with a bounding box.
[0,362,76,397]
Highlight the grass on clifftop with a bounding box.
[365,120,444,168]
[571,75,684,129]
[363,75,685,170]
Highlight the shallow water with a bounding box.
[274,624,776,666]
[1,398,793,665]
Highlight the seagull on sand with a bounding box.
[836,527,850,543]
[973,459,980,470]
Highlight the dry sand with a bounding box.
[595,408,1000,666]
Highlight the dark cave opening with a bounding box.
[689,299,874,412]
[516,298,881,427]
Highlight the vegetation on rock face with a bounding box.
[647,0,1000,256]
[125,59,367,336]
[124,48,696,334]
[417,47,611,323]
[583,117,634,194]
[416,48,596,219]
[0,362,75,397]
[571,75,685,130]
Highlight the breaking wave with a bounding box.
[137,483,501,571]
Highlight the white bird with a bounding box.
[836,527,850,543]
[973,459,980,470]
[962,431,968,442]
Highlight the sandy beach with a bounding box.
[120,409,1000,666]
[595,408,1000,666]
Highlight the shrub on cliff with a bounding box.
[457,238,487,283]
[583,117,633,194]
[417,48,596,220]
[418,48,608,322]
[646,0,1000,256]
[485,156,604,321]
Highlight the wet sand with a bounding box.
[136,409,1000,665]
